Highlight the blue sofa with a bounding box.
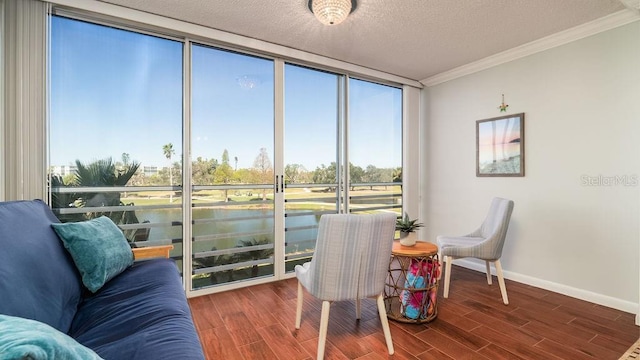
[0,200,205,359]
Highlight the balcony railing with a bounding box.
[49,181,401,288]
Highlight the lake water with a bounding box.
[138,207,321,254]
[478,142,520,165]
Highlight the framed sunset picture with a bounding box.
[476,113,525,177]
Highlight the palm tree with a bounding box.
[73,157,143,241]
[236,238,274,278]
[163,143,175,202]
[121,152,131,197]
[49,174,84,223]
[194,247,235,284]
[121,152,130,166]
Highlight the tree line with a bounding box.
[53,145,402,189]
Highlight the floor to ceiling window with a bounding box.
[348,78,403,215]
[0,0,4,201]
[48,14,403,295]
[190,44,275,290]
[283,64,342,272]
[281,66,403,273]
[48,16,185,269]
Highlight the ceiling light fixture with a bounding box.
[308,0,357,26]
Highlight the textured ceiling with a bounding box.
[97,0,627,81]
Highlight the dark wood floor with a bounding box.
[188,265,639,360]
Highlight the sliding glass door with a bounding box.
[191,45,275,290]
[281,66,404,272]
[48,15,185,270]
[283,64,342,272]
[48,14,403,294]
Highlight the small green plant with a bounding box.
[395,212,423,233]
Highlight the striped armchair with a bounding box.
[295,213,396,360]
[437,197,514,305]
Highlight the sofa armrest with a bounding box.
[132,245,174,260]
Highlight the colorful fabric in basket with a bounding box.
[400,258,440,319]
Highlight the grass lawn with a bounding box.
[122,185,401,209]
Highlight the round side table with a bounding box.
[384,241,440,323]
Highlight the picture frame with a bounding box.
[476,113,525,177]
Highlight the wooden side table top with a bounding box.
[392,240,438,256]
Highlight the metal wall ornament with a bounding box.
[498,94,509,112]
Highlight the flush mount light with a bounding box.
[308,0,357,26]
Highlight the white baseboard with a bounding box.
[452,259,639,319]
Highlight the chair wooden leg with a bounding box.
[375,294,394,355]
[295,281,303,329]
[355,298,361,320]
[494,260,509,305]
[443,256,452,298]
[317,301,331,360]
[485,261,492,285]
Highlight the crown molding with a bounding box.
[421,10,640,87]
[620,0,640,11]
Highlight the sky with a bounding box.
[50,16,402,172]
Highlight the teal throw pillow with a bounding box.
[52,216,134,293]
[0,314,104,359]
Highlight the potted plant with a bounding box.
[396,212,423,246]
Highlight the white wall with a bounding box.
[422,21,639,313]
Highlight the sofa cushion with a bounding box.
[0,314,103,360]
[70,258,205,360]
[0,200,82,333]
[52,216,134,292]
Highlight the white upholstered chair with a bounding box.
[295,213,396,360]
[436,197,514,305]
